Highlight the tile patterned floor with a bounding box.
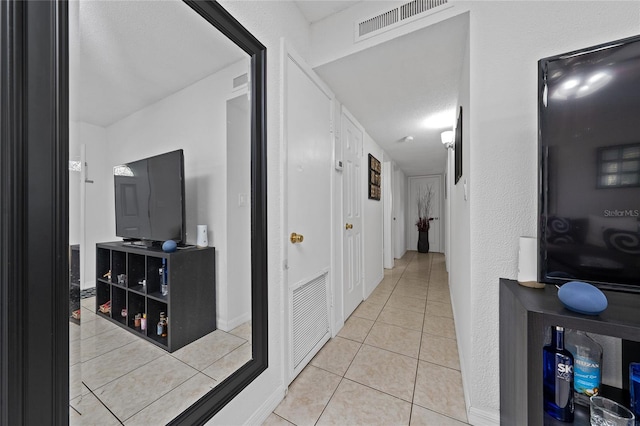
[265,251,468,426]
[69,297,251,425]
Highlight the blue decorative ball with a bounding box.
[162,240,177,253]
[557,281,608,315]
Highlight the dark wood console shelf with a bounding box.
[95,242,216,352]
[500,278,640,425]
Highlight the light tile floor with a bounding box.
[265,251,468,426]
[69,297,251,425]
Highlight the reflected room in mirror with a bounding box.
[68,1,261,423]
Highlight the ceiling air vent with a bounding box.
[358,9,399,38]
[355,0,450,42]
[233,73,248,89]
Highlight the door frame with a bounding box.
[1,2,69,423]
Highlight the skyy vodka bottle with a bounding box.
[543,326,574,422]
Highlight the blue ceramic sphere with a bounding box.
[557,281,608,315]
[162,240,177,253]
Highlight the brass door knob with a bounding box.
[290,232,304,244]
[345,223,353,230]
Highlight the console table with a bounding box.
[500,278,640,425]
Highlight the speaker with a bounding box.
[518,236,544,288]
[196,225,208,248]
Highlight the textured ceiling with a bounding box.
[315,12,468,176]
[70,1,246,127]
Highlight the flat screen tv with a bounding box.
[539,35,640,292]
[114,149,186,246]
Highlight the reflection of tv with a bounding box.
[539,35,640,292]
[114,149,186,246]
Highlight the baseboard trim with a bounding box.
[467,406,500,426]
[364,272,384,299]
[245,384,287,425]
[217,311,251,332]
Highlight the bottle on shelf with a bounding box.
[160,259,168,296]
[141,313,147,331]
[157,312,168,338]
[543,326,574,422]
[565,329,603,406]
[134,313,141,329]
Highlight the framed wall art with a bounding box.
[368,154,381,200]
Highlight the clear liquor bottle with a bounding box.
[566,329,603,406]
[160,258,168,296]
[543,326,574,422]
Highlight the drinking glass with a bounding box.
[590,396,635,426]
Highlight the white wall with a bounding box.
[448,12,472,419]
[362,132,385,298]
[460,2,640,422]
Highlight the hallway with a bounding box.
[265,252,468,426]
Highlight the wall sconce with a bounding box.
[441,130,454,149]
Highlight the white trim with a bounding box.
[216,312,251,333]
[364,272,384,300]
[467,406,500,426]
[244,385,288,426]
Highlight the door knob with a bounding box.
[345,223,353,230]
[290,232,304,244]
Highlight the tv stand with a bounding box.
[95,242,216,352]
[500,279,640,425]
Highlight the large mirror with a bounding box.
[67,1,266,424]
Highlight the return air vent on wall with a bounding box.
[356,0,450,41]
[291,272,330,371]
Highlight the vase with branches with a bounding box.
[416,185,434,252]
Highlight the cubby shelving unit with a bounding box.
[500,279,640,425]
[95,242,216,352]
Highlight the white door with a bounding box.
[408,175,442,252]
[342,109,363,319]
[284,45,333,380]
[382,161,394,269]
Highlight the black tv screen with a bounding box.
[114,149,186,244]
[539,35,640,292]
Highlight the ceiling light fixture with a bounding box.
[441,130,454,149]
[401,136,414,143]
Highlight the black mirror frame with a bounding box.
[0,1,267,424]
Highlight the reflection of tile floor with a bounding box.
[69,297,251,425]
[265,252,469,426]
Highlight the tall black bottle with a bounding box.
[543,326,574,422]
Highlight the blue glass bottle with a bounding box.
[543,326,574,422]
